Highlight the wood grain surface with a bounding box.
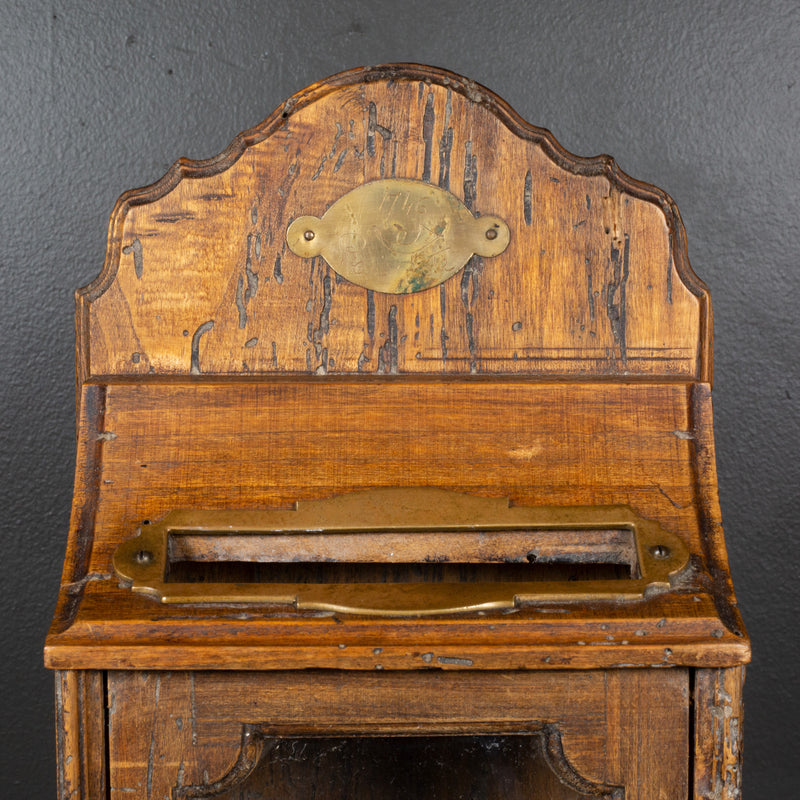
[694,666,746,800]
[48,64,748,800]
[54,670,106,800]
[45,379,748,671]
[106,669,687,800]
[78,65,710,390]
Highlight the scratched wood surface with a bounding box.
[105,669,687,800]
[44,379,749,671]
[694,666,745,800]
[54,670,106,800]
[78,64,710,387]
[47,64,748,671]
[48,65,748,800]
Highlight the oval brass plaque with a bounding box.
[286,179,510,293]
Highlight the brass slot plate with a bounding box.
[286,178,510,293]
[113,488,690,616]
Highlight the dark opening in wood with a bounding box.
[165,528,637,584]
[175,730,620,799]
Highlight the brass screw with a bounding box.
[135,550,154,565]
[303,230,315,241]
[650,545,671,560]
[485,228,498,240]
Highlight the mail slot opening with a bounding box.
[165,528,638,584]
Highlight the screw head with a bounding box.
[485,227,498,240]
[650,544,671,560]
[303,229,315,241]
[135,549,154,565]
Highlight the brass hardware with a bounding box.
[113,488,690,616]
[285,179,510,293]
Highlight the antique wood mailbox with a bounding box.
[45,65,750,799]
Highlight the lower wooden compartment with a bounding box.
[55,666,745,798]
[100,669,689,799]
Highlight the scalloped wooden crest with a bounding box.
[74,64,713,389]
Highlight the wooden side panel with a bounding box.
[54,670,107,800]
[694,666,745,800]
[81,65,707,381]
[107,669,689,800]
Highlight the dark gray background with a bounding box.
[2,1,797,795]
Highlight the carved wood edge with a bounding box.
[75,62,711,390]
[54,383,107,630]
[689,383,748,642]
[172,721,624,799]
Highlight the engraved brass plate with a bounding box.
[113,488,690,616]
[286,179,510,293]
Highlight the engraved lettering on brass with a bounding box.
[286,179,510,293]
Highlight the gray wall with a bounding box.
[2,1,797,795]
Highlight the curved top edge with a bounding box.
[78,63,711,383]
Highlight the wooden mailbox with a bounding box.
[45,64,749,799]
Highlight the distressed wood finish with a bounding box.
[78,65,709,390]
[47,65,748,799]
[46,379,747,671]
[106,669,688,800]
[54,670,106,800]
[694,666,746,799]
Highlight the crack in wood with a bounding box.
[524,170,533,225]
[333,147,348,172]
[122,238,144,279]
[235,276,247,328]
[439,285,448,363]
[667,231,674,305]
[377,305,398,374]
[606,234,630,364]
[463,141,477,211]
[190,320,214,374]
[366,289,375,340]
[421,92,435,182]
[587,270,596,322]
[245,234,258,300]
[437,89,453,190]
[367,101,392,159]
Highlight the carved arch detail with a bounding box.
[173,722,624,799]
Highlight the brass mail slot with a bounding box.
[113,488,689,616]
